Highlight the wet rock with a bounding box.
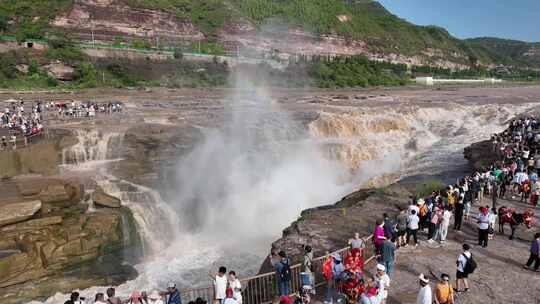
[0,201,42,227]
[39,183,70,205]
[93,187,121,208]
[464,139,498,170]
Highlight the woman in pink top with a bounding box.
[373,219,386,254]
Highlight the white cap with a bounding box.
[376,264,386,272]
[167,282,176,288]
[418,273,429,283]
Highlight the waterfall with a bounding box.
[96,177,180,255]
[62,129,123,166]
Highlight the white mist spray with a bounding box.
[171,71,354,249]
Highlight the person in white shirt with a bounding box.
[374,264,390,304]
[228,271,243,304]
[455,244,471,292]
[211,266,228,304]
[416,273,432,304]
[406,210,420,247]
[439,207,452,244]
[477,207,490,247]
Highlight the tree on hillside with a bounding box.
[0,13,8,32]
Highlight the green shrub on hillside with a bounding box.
[308,55,409,88]
[0,0,73,40]
[131,38,152,49]
[0,51,18,79]
[73,62,98,87]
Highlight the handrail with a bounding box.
[181,235,376,303]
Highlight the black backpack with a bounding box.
[280,260,291,281]
[463,253,477,274]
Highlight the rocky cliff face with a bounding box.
[463,139,498,171]
[0,177,139,304]
[0,129,76,178]
[52,0,204,44]
[260,184,413,273]
[49,0,469,69]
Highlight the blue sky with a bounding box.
[377,0,540,42]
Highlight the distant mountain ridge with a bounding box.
[1,0,539,69]
[465,37,540,67]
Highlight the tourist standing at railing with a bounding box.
[165,282,182,304]
[301,245,314,287]
[348,232,365,251]
[275,251,291,296]
[228,271,242,304]
[211,267,228,304]
[322,253,344,304]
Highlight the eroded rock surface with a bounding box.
[0,177,138,304]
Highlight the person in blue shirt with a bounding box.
[166,282,182,304]
[275,251,291,296]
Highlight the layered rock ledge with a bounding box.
[0,177,139,304]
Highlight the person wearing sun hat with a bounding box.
[374,264,390,304]
[416,273,432,304]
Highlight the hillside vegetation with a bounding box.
[0,0,539,90]
[466,37,540,67]
[1,0,539,68]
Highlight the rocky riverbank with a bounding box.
[264,125,540,303]
[0,127,141,304]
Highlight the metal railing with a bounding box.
[181,235,376,303]
[0,129,46,151]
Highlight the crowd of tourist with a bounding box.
[46,100,123,118]
[0,99,44,150]
[0,98,123,151]
[62,117,539,304]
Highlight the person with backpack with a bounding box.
[276,251,291,296]
[455,244,476,293]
